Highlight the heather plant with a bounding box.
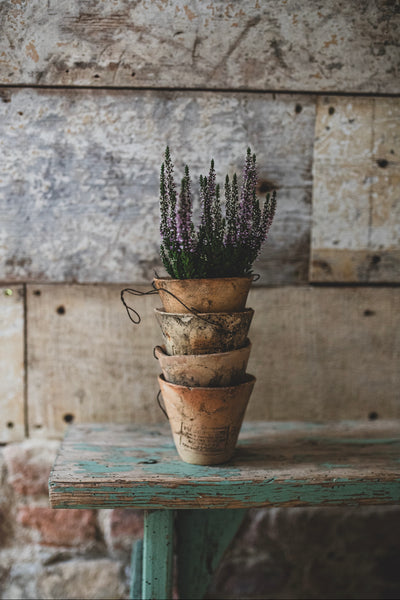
[159,147,277,279]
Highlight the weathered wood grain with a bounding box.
[176,509,246,600]
[48,421,400,509]
[0,88,314,284]
[27,284,400,439]
[310,96,400,282]
[26,284,161,439]
[247,286,400,422]
[142,510,174,600]
[0,1,399,93]
[0,285,25,442]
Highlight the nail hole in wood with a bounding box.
[368,411,378,421]
[56,305,66,315]
[63,413,75,424]
[257,179,278,194]
[364,309,375,316]
[34,424,43,429]
[371,255,381,265]
[328,106,335,115]
[93,74,100,78]
[377,158,388,168]
[131,72,136,77]
[7,421,14,428]
[33,290,41,296]
[295,103,302,114]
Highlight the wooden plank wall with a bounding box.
[0,1,399,441]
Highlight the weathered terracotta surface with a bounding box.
[154,308,254,355]
[158,375,256,465]
[153,277,253,313]
[154,341,251,387]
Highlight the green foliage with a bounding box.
[159,147,277,279]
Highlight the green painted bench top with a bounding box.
[49,421,400,510]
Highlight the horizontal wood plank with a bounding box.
[247,286,400,422]
[0,1,399,93]
[27,285,400,439]
[0,89,314,284]
[26,284,162,438]
[48,421,400,509]
[0,285,25,442]
[310,96,400,282]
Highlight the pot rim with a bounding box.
[153,275,253,284]
[158,373,256,391]
[154,307,254,318]
[154,339,251,360]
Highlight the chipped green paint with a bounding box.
[142,510,173,600]
[177,509,247,599]
[49,477,400,510]
[50,422,400,511]
[130,539,143,600]
[72,453,241,479]
[321,463,352,469]
[309,438,400,446]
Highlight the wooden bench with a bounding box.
[49,421,400,600]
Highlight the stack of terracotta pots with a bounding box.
[154,276,256,465]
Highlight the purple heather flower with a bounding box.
[159,146,277,279]
[177,166,195,252]
[237,149,254,245]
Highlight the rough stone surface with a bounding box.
[0,508,9,548]
[37,558,127,600]
[209,506,400,600]
[3,440,60,496]
[99,509,144,558]
[17,507,99,547]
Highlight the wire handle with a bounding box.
[120,280,238,333]
[157,390,169,420]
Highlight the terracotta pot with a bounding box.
[154,340,251,387]
[153,276,252,314]
[158,374,256,465]
[154,308,254,355]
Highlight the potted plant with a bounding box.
[153,147,277,465]
[154,147,276,313]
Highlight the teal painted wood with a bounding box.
[130,539,143,600]
[142,510,174,600]
[177,509,247,600]
[49,422,400,510]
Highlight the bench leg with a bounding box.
[130,539,143,600]
[142,509,174,600]
[176,508,247,600]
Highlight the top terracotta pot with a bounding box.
[153,276,253,313]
